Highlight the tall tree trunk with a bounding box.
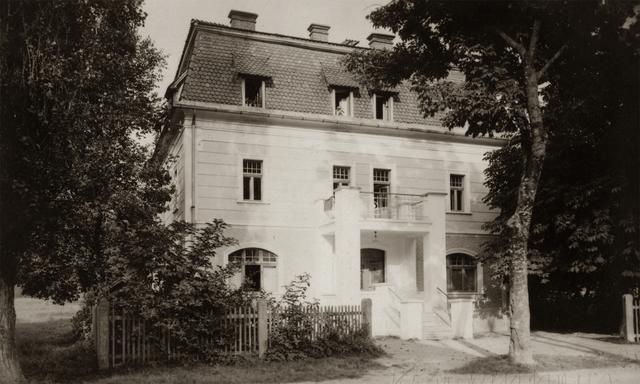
[506,58,548,366]
[0,275,24,383]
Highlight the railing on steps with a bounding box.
[435,287,452,326]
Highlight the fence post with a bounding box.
[622,294,635,342]
[94,297,111,369]
[257,299,268,358]
[361,298,372,337]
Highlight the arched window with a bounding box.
[228,248,277,291]
[447,253,477,292]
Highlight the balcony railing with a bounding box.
[360,192,424,221]
[324,192,425,221]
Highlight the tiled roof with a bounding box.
[176,21,445,125]
[233,53,272,78]
[321,62,359,88]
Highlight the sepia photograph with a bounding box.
[1,0,639,383]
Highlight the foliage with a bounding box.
[267,274,382,361]
[105,219,261,359]
[343,0,639,364]
[0,0,170,302]
[71,291,97,344]
[0,0,170,379]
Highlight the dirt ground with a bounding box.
[298,333,640,384]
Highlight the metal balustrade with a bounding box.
[360,192,424,221]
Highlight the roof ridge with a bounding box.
[190,18,369,49]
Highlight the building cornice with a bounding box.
[172,100,504,146]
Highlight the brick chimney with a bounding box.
[367,33,394,50]
[228,10,258,31]
[307,24,330,42]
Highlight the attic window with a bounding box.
[333,89,353,117]
[242,76,265,108]
[374,94,393,121]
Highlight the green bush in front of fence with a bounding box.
[266,274,382,361]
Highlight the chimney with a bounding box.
[307,24,330,42]
[228,10,258,31]
[367,33,394,50]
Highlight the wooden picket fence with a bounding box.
[93,298,372,369]
[622,294,640,342]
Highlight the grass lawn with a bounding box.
[16,319,384,383]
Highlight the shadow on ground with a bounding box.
[448,353,634,375]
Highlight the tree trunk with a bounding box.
[506,59,548,366]
[0,276,24,383]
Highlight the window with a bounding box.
[228,248,278,291]
[333,89,352,116]
[450,174,464,212]
[374,94,393,121]
[361,248,385,290]
[243,159,262,201]
[373,168,390,211]
[333,166,350,190]
[242,77,264,108]
[447,253,477,292]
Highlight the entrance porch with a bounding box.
[320,187,475,339]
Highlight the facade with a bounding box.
[157,10,508,339]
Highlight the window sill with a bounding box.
[236,200,270,205]
[446,211,472,216]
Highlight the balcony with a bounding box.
[322,189,437,234]
[324,192,425,221]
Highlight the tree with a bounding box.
[483,10,640,332]
[0,1,167,381]
[344,0,638,365]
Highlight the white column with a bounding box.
[334,187,362,305]
[422,192,447,310]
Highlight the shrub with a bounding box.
[266,274,382,361]
[71,291,96,344]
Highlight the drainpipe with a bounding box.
[190,109,197,224]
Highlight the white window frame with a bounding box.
[446,170,472,214]
[332,165,351,190]
[241,77,266,108]
[372,93,394,121]
[445,251,483,295]
[332,88,354,117]
[242,159,263,201]
[369,164,396,194]
[228,248,278,291]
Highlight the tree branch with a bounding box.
[537,43,568,78]
[528,20,541,59]
[496,28,526,57]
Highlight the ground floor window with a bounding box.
[228,248,277,291]
[446,253,477,292]
[361,248,385,290]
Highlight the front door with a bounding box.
[361,248,385,290]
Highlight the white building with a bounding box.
[157,10,509,339]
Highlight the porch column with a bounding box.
[421,192,448,310]
[334,187,362,305]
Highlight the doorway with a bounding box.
[361,248,385,290]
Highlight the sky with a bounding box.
[141,0,390,97]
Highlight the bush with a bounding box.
[71,291,96,344]
[266,274,382,361]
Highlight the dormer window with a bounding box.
[242,76,265,108]
[374,94,393,121]
[333,88,353,117]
